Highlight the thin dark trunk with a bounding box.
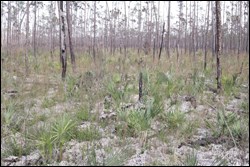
[139,72,143,102]
[158,22,165,61]
[216,1,222,93]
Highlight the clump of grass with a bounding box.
[181,120,199,139]
[73,126,101,142]
[164,110,186,130]
[76,105,90,121]
[41,97,56,108]
[183,150,198,166]
[205,109,248,141]
[2,136,33,158]
[127,110,151,133]
[104,147,136,166]
[221,75,238,96]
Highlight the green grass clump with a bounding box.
[183,150,198,166]
[41,97,56,108]
[76,106,90,121]
[165,110,186,130]
[74,126,101,141]
[2,136,33,158]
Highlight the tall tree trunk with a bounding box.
[59,1,67,80]
[237,1,242,57]
[50,1,54,60]
[216,1,222,93]
[158,22,165,61]
[167,1,171,58]
[66,1,76,72]
[124,1,127,58]
[212,2,216,59]
[33,1,37,58]
[7,1,11,57]
[137,1,142,54]
[184,1,187,54]
[247,1,249,54]
[93,1,96,63]
[25,1,30,76]
[192,2,196,62]
[58,1,62,63]
[204,1,210,70]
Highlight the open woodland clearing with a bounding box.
[1,1,249,166]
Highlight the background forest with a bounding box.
[1,1,249,166]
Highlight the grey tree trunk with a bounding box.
[167,1,171,58]
[59,1,67,80]
[25,1,30,76]
[66,1,76,72]
[204,1,210,70]
[216,1,222,93]
[192,2,196,62]
[184,1,187,54]
[93,1,96,63]
[33,1,37,58]
[237,1,242,57]
[7,1,11,57]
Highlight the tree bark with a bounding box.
[33,1,37,58]
[25,1,30,76]
[93,1,96,63]
[216,1,222,93]
[204,1,210,70]
[167,2,171,58]
[66,1,76,72]
[59,1,67,80]
[158,22,165,61]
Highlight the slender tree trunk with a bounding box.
[137,1,142,55]
[59,1,67,80]
[33,1,37,58]
[158,22,165,61]
[93,1,96,63]
[204,1,210,70]
[216,1,222,93]
[139,72,143,102]
[50,1,54,60]
[7,1,11,57]
[124,1,127,58]
[247,1,249,54]
[167,2,171,58]
[58,1,62,63]
[25,1,30,76]
[184,1,187,54]
[237,1,242,57]
[66,1,76,72]
[192,2,196,62]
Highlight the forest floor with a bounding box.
[1,50,249,166]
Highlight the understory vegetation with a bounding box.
[1,49,249,165]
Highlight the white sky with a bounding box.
[1,1,247,35]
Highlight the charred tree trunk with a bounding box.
[158,22,165,61]
[216,1,222,93]
[139,71,143,102]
